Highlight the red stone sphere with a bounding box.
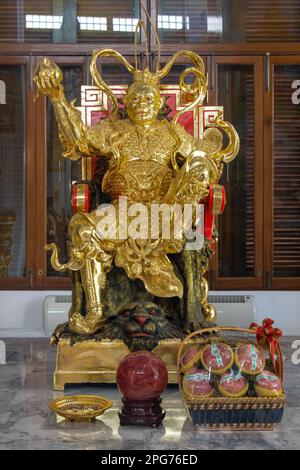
[116,352,168,401]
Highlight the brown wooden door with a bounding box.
[209,55,264,289]
[265,56,300,289]
[35,55,86,289]
[0,55,36,289]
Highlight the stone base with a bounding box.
[53,338,181,390]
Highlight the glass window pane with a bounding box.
[0,64,26,278]
[158,0,222,43]
[217,64,255,277]
[0,0,140,44]
[273,65,300,277]
[77,0,140,43]
[160,63,208,109]
[160,64,204,85]
[100,63,133,86]
[46,65,83,277]
[157,0,300,44]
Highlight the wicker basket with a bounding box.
[177,326,285,430]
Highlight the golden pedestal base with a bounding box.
[53,338,181,390]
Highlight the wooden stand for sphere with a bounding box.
[119,397,166,428]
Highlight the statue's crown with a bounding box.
[133,69,159,86]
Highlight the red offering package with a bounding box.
[183,368,214,398]
[180,345,202,373]
[218,371,249,398]
[255,371,283,398]
[201,342,234,375]
[235,343,265,375]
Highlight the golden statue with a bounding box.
[34,24,239,371]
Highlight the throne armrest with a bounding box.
[202,184,226,240]
[72,183,91,214]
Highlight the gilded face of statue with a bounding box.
[125,84,162,126]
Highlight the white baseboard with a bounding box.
[0,290,299,336]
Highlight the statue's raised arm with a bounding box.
[34,58,97,161]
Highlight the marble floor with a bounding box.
[0,335,299,450]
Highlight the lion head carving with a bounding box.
[99,302,183,352]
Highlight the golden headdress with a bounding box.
[90,8,207,123]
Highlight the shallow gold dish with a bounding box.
[49,395,113,422]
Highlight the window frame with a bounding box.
[35,55,87,289]
[0,55,36,290]
[208,55,265,290]
[264,55,300,290]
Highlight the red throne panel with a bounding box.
[77,85,223,139]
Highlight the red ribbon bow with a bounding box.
[250,318,283,380]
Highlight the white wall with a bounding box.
[0,290,299,336]
[0,291,68,330]
[215,291,300,336]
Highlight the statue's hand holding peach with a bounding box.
[34,58,64,101]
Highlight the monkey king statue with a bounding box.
[34,21,239,388]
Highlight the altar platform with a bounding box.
[0,335,299,450]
